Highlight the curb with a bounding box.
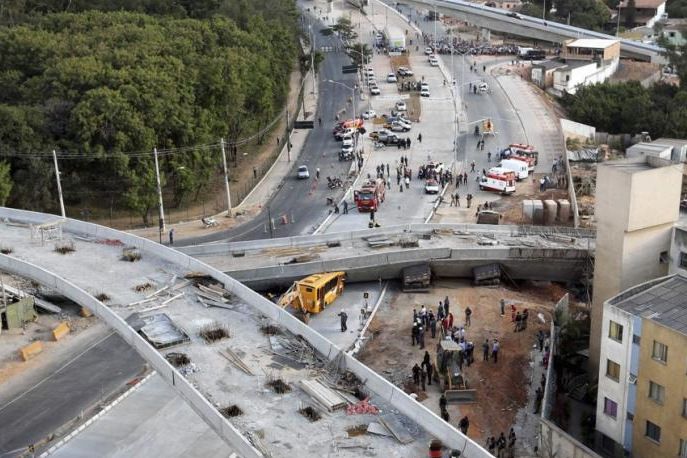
[40,372,156,457]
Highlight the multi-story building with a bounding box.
[552,39,620,95]
[596,274,687,457]
[589,156,683,374]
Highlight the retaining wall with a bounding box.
[0,207,491,457]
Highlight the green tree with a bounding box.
[346,42,372,67]
[332,17,357,41]
[0,161,12,206]
[625,0,637,28]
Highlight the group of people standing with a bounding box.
[485,428,517,458]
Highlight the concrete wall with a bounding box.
[561,119,596,143]
[633,318,687,458]
[553,58,619,95]
[0,207,492,457]
[540,418,602,458]
[669,226,687,275]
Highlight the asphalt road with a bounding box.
[0,330,145,456]
[178,13,358,245]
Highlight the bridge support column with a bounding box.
[479,28,491,41]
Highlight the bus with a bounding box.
[278,272,346,320]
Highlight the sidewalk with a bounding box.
[128,69,319,243]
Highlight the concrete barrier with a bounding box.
[20,341,43,361]
[0,206,495,457]
[52,321,70,341]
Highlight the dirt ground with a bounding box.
[358,279,565,444]
[497,176,570,225]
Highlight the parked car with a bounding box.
[341,144,354,155]
[387,73,397,83]
[297,165,310,179]
[395,101,407,111]
[369,130,389,140]
[334,128,354,140]
[362,110,377,119]
[424,179,440,194]
[507,12,522,19]
[388,123,409,132]
[424,47,433,55]
[370,85,381,95]
[429,57,439,67]
[342,135,354,147]
[420,87,430,97]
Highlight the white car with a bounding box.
[393,119,412,130]
[362,110,377,119]
[370,85,380,95]
[367,75,376,84]
[297,165,310,179]
[424,47,433,55]
[365,67,375,76]
[342,135,354,147]
[424,179,440,194]
[387,73,397,83]
[395,101,407,111]
[429,57,439,67]
[420,87,430,97]
[341,144,354,155]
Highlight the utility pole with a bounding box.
[52,150,66,218]
[286,111,291,162]
[153,147,165,243]
[220,138,233,217]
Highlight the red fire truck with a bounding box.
[479,168,516,194]
[509,143,539,169]
[353,178,386,211]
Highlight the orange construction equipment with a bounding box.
[353,178,386,212]
[342,119,364,130]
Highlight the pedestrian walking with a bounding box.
[338,310,348,332]
[470,161,476,172]
[168,228,175,245]
[426,360,433,385]
[386,163,390,175]
[439,393,447,412]
[429,311,437,338]
[405,176,410,189]
[487,437,496,455]
[441,407,450,423]
[420,365,427,391]
[488,151,492,162]
[316,167,320,180]
[508,428,517,458]
[417,133,422,143]
[343,200,348,214]
[463,172,468,185]
[459,416,470,435]
[522,308,529,330]
[514,312,522,332]
[411,321,418,346]
[418,325,425,349]
[447,312,454,330]
[318,117,322,126]
[412,363,421,386]
[500,298,505,316]
[455,191,460,207]
[465,306,472,327]
[538,330,545,352]
[497,432,506,457]
[466,194,472,208]
[492,339,500,363]
[482,339,490,361]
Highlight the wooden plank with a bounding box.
[300,380,346,412]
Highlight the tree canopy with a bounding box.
[0,0,299,223]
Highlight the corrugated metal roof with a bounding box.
[613,275,687,334]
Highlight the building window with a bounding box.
[633,334,641,345]
[609,321,623,342]
[680,439,687,458]
[627,411,634,421]
[649,381,665,404]
[606,359,620,381]
[680,252,687,268]
[652,340,668,363]
[603,397,618,418]
[646,421,661,443]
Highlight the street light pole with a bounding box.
[220,138,233,217]
[52,150,66,219]
[153,147,165,242]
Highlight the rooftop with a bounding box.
[533,59,568,70]
[610,274,687,334]
[565,39,619,50]
[619,0,665,8]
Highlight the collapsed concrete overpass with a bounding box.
[401,0,664,62]
[178,224,595,290]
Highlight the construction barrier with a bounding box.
[52,321,70,341]
[20,341,43,361]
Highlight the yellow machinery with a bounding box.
[278,272,346,321]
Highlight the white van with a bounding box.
[499,158,529,180]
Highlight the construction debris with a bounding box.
[300,379,347,412]
[268,334,323,369]
[218,348,254,375]
[220,405,243,418]
[379,413,415,444]
[267,378,291,394]
[199,322,230,343]
[367,422,392,437]
[346,398,379,416]
[165,352,191,367]
[346,425,369,437]
[138,313,190,349]
[298,406,321,422]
